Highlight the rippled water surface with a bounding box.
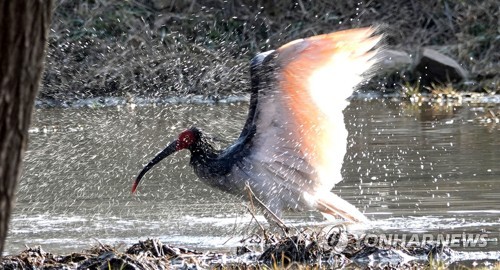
[4,99,500,255]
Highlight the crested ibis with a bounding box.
[132,27,381,223]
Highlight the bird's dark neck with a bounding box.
[189,138,220,165]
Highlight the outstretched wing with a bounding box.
[238,27,381,221]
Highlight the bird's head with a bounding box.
[175,127,202,151]
[131,127,201,194]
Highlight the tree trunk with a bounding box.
[0,1,53,255]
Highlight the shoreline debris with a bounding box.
[2,229,498,269]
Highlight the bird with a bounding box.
[131,27,381,223]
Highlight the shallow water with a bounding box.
[4,99,500,257]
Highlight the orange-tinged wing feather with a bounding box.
[277,27,380,192]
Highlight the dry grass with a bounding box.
[41,0,500,101]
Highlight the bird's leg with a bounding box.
[243,204,272,244]
[241,185,274,244]
[244,183,289,234]
[244,204,266,234]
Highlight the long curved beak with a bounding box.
[132,140,178,194]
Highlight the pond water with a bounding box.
[4,99,500,257]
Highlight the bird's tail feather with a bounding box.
[315,191,369,223]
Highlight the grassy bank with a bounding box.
[41,0,499,101]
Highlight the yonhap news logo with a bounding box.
[320,225,491,253]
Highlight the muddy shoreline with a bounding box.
[2,232,499,269]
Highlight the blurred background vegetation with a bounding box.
[42,0,499,101]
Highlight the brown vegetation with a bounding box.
[42,0,499,101]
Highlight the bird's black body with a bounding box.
[187,121,257,194]
[187,128,246,193]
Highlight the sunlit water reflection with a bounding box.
[4,99,500,255]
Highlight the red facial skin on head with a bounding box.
[176,130,195,150]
